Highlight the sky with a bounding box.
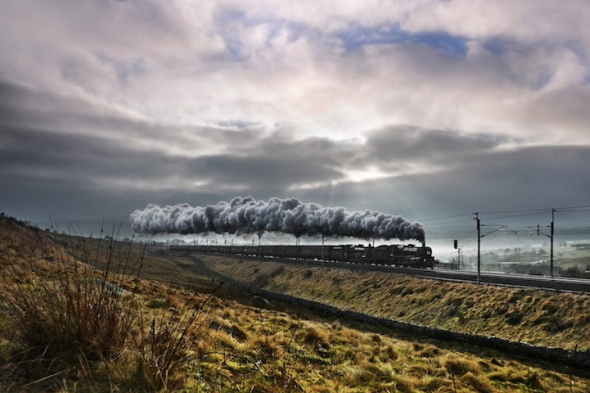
[1,0,590,238]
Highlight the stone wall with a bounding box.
[195,256,590,370]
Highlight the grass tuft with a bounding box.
[444,357,481,377]
[460,372,495,393]
[0,221,206,390]
[2,250,138,363]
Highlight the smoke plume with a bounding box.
[129,196,425,242]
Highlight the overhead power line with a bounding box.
[478,208,550,215]
[417,213,473,222]
[418,203,590,224]
[481,211,551,221]
[555,204,590,211]
[424,220,478,227]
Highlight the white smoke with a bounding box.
[129,196,426,242]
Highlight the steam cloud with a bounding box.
[129,196,426,242]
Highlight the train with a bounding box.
[169,243,438,269]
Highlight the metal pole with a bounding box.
[550,208,555,279]
[475,212,481,284]
[321,233,325,268]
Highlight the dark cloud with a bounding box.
[1,76,588,229]
[0,79,220,151]
[298,144,590,220]
[0,124,344,199]
[186,154,344,188]
[0,125,174,181]
[356,125,508,167]
[0,79,348,220]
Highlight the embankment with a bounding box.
[198,254,590,370]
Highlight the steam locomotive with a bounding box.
[169,243,437,269]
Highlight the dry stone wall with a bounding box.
[194,256,590,370]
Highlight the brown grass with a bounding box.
[204,255,590,351]
[1,216,590,391]
[0,215,206,391]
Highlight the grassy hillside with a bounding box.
[1,216,589,392]
[203,255,590,351]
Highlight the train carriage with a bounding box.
[168,242,437,269]
[327,245,349,262]
[298,245,324,260]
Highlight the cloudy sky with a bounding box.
[1,0,590,232]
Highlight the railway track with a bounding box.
[183,251,590,294]
[318,260,590,293]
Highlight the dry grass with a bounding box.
[204,255,590,350]
[0,215,206,391]
[1,216,590,391]
[1,235,142,364]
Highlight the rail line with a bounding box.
[175,250,590,294]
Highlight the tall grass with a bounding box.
[136,285,219,389]
[2,223,142,362]
[0,220,205,390]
